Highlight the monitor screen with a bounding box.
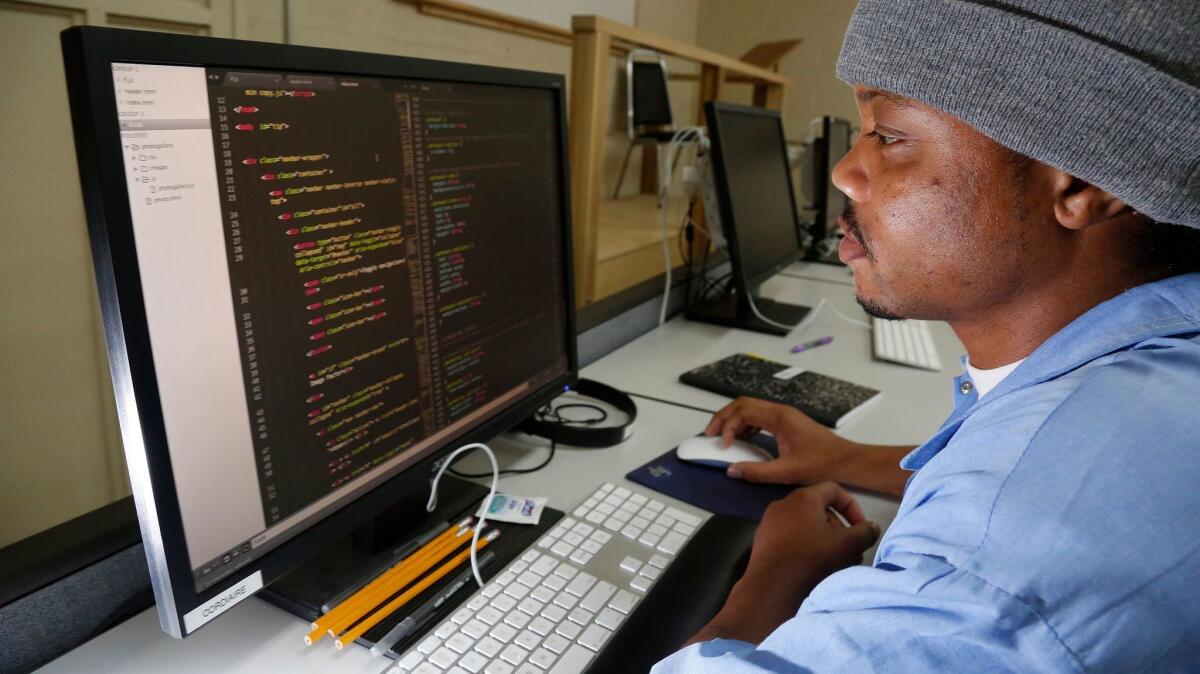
[705,103,802,286]
[822,118,852,243]
[63,27,575,637]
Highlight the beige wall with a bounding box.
[696,0,859,141]
[0,0,698,548]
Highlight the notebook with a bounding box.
[679,353,880,428]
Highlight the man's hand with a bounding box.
[685,482,881,646]
[704,397,914,497]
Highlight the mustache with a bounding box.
[840,203,874,261]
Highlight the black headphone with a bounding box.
[516,378,638,448]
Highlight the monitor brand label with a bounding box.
[183,570,263,633]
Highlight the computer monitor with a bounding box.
[809,116,853,264]
[687,101,810,336]
[61,26,576,638]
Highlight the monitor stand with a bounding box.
[685,289,810,336]
[259,475,562,652]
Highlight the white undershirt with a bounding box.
[965,358,1026,398]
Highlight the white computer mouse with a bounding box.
[676,435,773,469]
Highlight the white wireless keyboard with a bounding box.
[391,482,707,674]
[872,318,942,371]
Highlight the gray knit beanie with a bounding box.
[836,0,1200,229]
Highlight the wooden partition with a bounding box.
[568,15,789,306]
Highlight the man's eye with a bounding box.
[865,130,898,146]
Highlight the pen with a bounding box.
[371,550,497,657]
[790,336,833,353]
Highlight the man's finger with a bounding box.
[845,520,881,552]
[727,459,787,483]
[807,481,867,525]
[720,415,744,447]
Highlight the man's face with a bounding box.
[832,86,1053,322]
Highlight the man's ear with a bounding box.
[1049,170,1129,231]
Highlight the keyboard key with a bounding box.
[619,501,639,514]
[567,607,594,626]
[571,521,595,537]
[637,532,661,548]
[664,507,701,526]
[560,517,578,530]
[584,511,606,524]
[485,662,515,674]
[529,648,557,669]
[518,597,545,616]
[540,604,567,623]
[657,532,688,555]
[609,589,638,614]
[654,515,676,529]
[630,516,651,529]
[437,621,458,639]
[580,539,603,554]
[568,549,593,565]
[547,644,594,674]
[503,583,531,600]
[602,518,622,531]
[589,530,612,545]
[475,636,503,658]
[543,574,567,591]
[528,615,555,636]
[477,607,503,625]
[514,630,540,651]
[595,607,624,630]
[598,482,614,493]
[630,575,652,592]
[495,572,516,587]
[411,665,444,674]
[553,593,578,610]
[500,643,530,665]
[612,510,632,523]
[396,649,424,671]
[536,535,555,550]
[509,561,529,575]
[553,564,578,580]
[521,550,540,563]
[490,623,517,643]
[504,610,531,629]
[647,554,669,569]
[620,525,641,539]
[482,583,504,599]
[562,532,585,547]
[517,571,542,588]
[451,609,473,624]
[549,541,572,557]
[595,502,615,516]
[629,493,648,506]
[619,556,641,573]
[491,594,517,613]
[530,557,558,576]
[430,647,459,668]
[640,566,662,581]
[459,651,489,673]
[673,522,696,536]
[613,486,632,498]
[646,499,666,512]
[646,523,668,537]
[542,633,570,655]
[445,632,474,653]
[461,619,489,640]
[418,635,443,654]
[578,623,613,652]
[565,572,597,597]
[572,506,588,518]
[467,594,488,611]
[579,581,616,612]
[554,621,582,640]
[531,585,555,603]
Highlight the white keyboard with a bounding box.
[391,482,706,674]
[872,318,942,371]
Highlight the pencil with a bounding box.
[321,519,448,613]
[322,525,475,639]
[334,529,499,649]
[305,517,470,644]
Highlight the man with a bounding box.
[654,0,1200,671]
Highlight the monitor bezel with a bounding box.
[703,101,804,295]
[61,26,578,638]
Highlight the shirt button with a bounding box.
[960,381,974,395]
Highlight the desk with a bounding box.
[39,264,959,673]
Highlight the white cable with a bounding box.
[658,126,706,325]
[426,442,498,588]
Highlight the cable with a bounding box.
[445,401,608,479]
[426,442,497,588]
[658,126,707,326]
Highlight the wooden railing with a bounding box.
[568,15,789,306]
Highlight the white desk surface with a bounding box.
[39,263,960,673]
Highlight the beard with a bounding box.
[856,294,906,320]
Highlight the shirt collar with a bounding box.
[900,272,1200,472]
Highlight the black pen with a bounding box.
[370,550,497,657]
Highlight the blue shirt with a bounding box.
[654,273,1200,673]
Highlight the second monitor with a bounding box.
[687,101,811,336]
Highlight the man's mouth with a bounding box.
[838,205,870,263]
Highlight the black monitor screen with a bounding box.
[707,104,801,284]
[64,28,574,636]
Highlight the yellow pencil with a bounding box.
[305,518,470,645]
[334,530,499,649]
[322,527,473,639]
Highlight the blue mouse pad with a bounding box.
[625,435,794,522]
